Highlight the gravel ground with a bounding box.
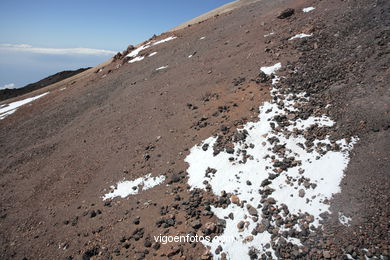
[0,0,388,259]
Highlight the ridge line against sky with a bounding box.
[0,0,232,89]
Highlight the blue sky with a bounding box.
[0,0,231,89]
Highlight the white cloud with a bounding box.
[0,83,16,89]
[0,43,116,56]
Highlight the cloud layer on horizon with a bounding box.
[0,43,116,56]
[0,83,16,90]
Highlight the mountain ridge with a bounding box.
[0,68,90,102]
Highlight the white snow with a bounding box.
[156,66,168,71]
[303,7,315,13]
[127,44,150,58]
[287,115,335,131]
[339,212,352,226]
[185,63,357,259]
[126,36,176,62]
[152,36,176,46]
[264,32,275,37]
[200,36,206,40]
[188,52,197,58]
[128,56,145,63]
[260,62,282,75]
[103,174,166,200]
[289,33,313,40]
[0,92,49,120]
[148,52,157,57]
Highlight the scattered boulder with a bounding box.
[226,147,234,154]
[169,174,181,184]
[277,8,295,19]
[237,221,245,231]
[82,247,99,260]
[230,195,240,205]
[144,239,152,248]
[190,220,202,229]
[204,222,217,234]
[247,204,258,216]
[167,246,180,257]
[232,77,246,86]
[89,210,97,218]
[133,216,140,225]
[201,250,212,260]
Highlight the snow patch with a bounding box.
[289,33,313,40]
[103,174,166,200]
[185,63,357,259]
[200,36,206,40]
[126,36,176,62]
[156,66,168,71]
[339,212,352,226]
[260,63,282,75]
[303,7,315,13]
[128,56,144,63]
[148,52,157,57]
[0,92,49,120]
[127,44,150,58]
[152,36,176,46]
[188,52,197,58]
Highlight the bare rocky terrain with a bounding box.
[0,0,389,259]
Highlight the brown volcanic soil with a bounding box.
[0,68,90,102]
[0,0,389,260]
[169,0,263,31]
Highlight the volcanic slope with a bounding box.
[0,0,389,259]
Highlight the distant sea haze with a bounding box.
[0,44,115,89]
